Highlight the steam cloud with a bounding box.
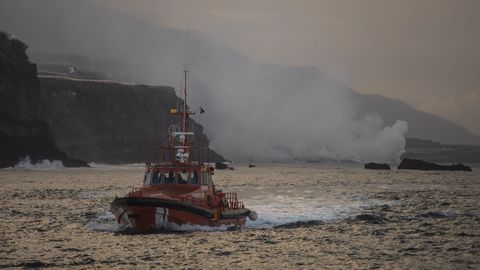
[190,61,408,162]
[0,0,408,163]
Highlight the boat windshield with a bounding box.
[146,169,204,185]
[190,171,198,184]
[165,170,175,184]
[151,172,166,185]
[177,171,189,184]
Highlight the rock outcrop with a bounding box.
[215,162,229,170]
[364,163,391,170]
[0,32,87,168]
[397,158,472,171]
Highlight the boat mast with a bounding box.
[182,24,189,151]
[174,25,192,164]
[182,67,189,152]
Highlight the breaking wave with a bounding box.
[85,212,128,232]
[84,211,233,232]
[245,195,391,229]
[10,156,64,170]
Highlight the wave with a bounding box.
[245,195,391,229]
[7,156,65,170]
[85,211,233,232]
[85,212,128,232]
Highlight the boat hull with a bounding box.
[111,197,249,231]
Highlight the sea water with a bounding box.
[1,164,479,268]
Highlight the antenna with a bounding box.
[182,21,190,142]
[184,20,190,73]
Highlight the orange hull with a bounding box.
[111,196,248,232]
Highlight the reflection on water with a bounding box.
[1,164,479,269]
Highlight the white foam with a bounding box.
[85,211,233,232]
[11,156,64,170]
[85,221,128,232]
[85,211,128,232]
[77,191,110,199]
[245,194,392,229]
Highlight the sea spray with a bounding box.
[11,156,64,170]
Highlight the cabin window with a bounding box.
[200,172,205,185]
[206,173,211,186]
[190,171,198,184]
[144,172,152,185]
[177,171,189,184]
[152,172,161,185]
[201,172,210,185]
[165,170,174,184]
[159,173,166,184]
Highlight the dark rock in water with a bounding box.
[20,260,49,268]
[364,163,391,170]
[397,158,472,171]
[274,220,324,229]
[249,164,256,168]
[215,162,229,170]
[0,32,88,168]
[214,250,232,256]
[355,214,384,224]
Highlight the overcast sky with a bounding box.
[101,0,480,135]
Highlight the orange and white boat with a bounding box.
[111,68,256,232]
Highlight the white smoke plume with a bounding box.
[189,59,408,162]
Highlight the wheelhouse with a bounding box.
[143,166,213,187]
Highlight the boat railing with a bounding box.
[221,192,244,209]
[128,188,244,210]
[153,145,213,164]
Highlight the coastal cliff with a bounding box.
[38,76,224,163]
[1,32,220,166]
[0,32,87,168]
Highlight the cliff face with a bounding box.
[0,32,87,168]
[0,32,39,119]
[39,76,223,163]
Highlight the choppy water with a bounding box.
[1,164,479,269]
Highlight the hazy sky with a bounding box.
[102,0,480,134]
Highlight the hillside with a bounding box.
[0,32,87,168]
